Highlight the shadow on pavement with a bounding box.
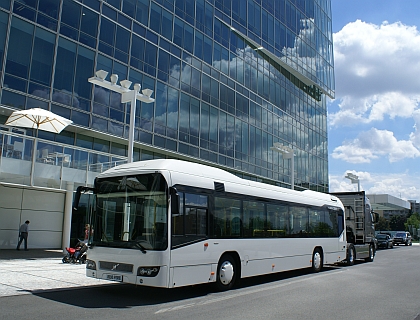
[0,249,63,260]
[30,266,341,309]
[32,284,211,309]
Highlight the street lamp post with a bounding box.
[88,70,155,163]
[271,142,294,190]
[345,172,360,191]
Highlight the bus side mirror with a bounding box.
[73,186,94,210]
[170,187,180,215]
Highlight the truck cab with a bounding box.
[331,191,378,265]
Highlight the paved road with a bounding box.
[1,245,420,320]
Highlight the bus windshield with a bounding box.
[92,173,168,251]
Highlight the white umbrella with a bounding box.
[5,108,73,186]
[5,107,73,134]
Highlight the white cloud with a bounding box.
[331,128,420,163]
[328,17,420,202]
[409,109,420,146]
[330,20,420,127]
[329,92,419,126]
[329,171,420,201]
[334,20,420,95]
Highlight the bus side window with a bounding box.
[231,216,241,236]
[172,192,184,236]
[172,192,209,238]
[243,200,265,238]
[214,197,241,238]
[267,204,288,237]
[290,206,308,237]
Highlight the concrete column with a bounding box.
[62,181,74,253]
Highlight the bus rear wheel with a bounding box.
[215,254,237,291]
[312,248,323,272]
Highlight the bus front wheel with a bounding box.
[215,254,237,291]
[312,248,323,272]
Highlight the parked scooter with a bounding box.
[62,240,88,264]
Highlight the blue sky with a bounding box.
[328,0,420,200]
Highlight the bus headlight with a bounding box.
[86,260,97,270]
[137,266,160,277]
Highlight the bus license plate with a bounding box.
[106,274,123,282]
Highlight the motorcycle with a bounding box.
[62,240,88,264]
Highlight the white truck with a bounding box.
[331,191,378,265]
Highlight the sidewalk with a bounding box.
[0,249,110,298]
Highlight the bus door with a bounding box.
[170,191,210,287]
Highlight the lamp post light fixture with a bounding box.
[345,172,360,191]
[88,70,155,163]
[271,142,294,190]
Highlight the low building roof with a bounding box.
[367,194,411,211]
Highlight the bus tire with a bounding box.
[311,248,323,272]
[215,254,237,291]
[365,244,374,262]
[346,244,356,266]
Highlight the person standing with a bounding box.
[16,220,30,251]
[84,223,93,243]
[84,224,90,241]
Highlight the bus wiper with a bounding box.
[134,242,147,254]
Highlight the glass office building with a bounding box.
[0,0,334,192]
[0,0,335,248]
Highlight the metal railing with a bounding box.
[0,131,126,189]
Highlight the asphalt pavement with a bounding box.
[1,243,419,298]
[0,249,111,297]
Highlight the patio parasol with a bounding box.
[5,108,73,185]
[5,107,73,134]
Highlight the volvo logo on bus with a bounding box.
[111,263,120,271]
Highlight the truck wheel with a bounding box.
[312,248,323,272]
[215,254,237,291]
[346,245,355,266]
[365,245,374,262]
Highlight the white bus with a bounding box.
[75,159,346,290]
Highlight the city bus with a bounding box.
[74,159,346,290]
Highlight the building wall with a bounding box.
[0,184,65,249]
[409,200,420,214]
[0,0,334,247]
[0,0,333,191]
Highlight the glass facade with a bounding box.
[0,0,334,192]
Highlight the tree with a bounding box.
[375,216,390,232]
[405,212,420,230]
[389,215,407,231]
